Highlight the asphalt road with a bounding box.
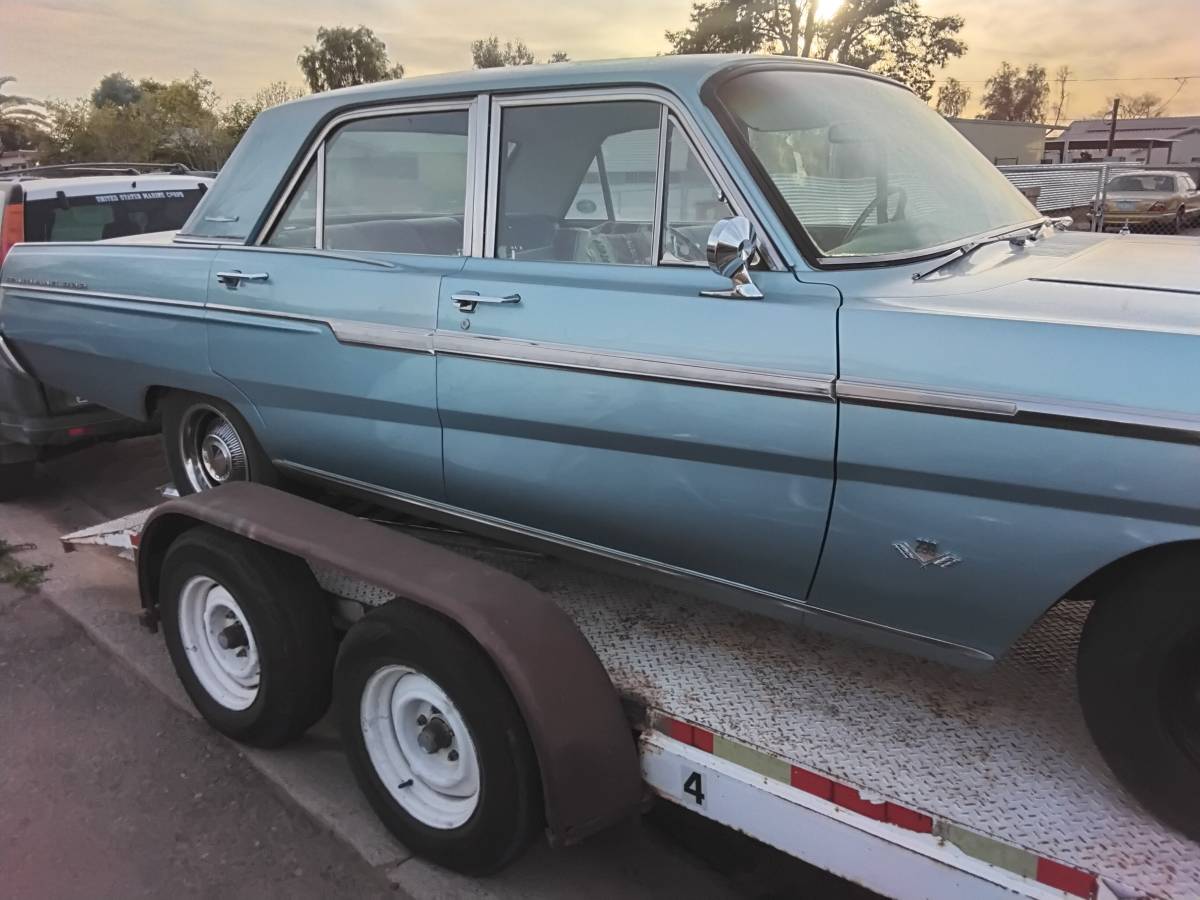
[0,585,397,899]
[0,436,879,899]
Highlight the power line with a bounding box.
[933,74,1200,84]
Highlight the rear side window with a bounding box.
[24,188,207,242]
[323,110,469,255]
[265,161,317,248]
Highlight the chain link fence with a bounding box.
[998,162,1200,237]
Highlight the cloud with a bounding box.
[3,0,1197,116]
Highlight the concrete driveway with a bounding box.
[0,436,875,899]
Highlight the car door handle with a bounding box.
[452,291,521,312]
[216,271,270,289]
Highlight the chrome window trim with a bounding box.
[486,87,784,270]
[434,330,835,398]
[816,216,1047,268]
[650,105,669,267]
[255,99,476,254]
[273,459,994,664]
[314,144,325,250]
[210,245,397,268]
[464,94,489,257]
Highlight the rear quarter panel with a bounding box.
[0,242,220,420]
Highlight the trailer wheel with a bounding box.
[1077,553,1200,841]
[158,526,334,747]
[161,392,277,495]
[335,602,542,874]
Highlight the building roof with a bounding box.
[1059,115,1200,144]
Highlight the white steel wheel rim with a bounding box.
[360,665,481,830]
[176,575,261,711]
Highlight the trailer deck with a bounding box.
[63,506,1200,900]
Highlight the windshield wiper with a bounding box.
[911,217,1071,282]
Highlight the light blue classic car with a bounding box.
[2,56,1198,840]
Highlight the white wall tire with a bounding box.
[158,526,334,747]
[336,602,542,874]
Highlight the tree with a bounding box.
[1092,92,1163,119]
[548,51,571,63]
[223,81,306,142]
[471,36,536,68]
[935,76,971,117]
[664,0,965,101]
[978,61,1049,122]
[1050,65,1071,127]
[0,76,46,151]
[91,72,142,107]
[297,26,404,93]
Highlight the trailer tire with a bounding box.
[1078,554,1200,841]
[162,392,277,495]
[159,525,334,747]
[335,601,542,874]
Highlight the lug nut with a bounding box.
[416,715,428,727]
[448,750,459,762]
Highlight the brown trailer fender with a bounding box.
[136,483,643,845]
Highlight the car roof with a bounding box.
[1109,170,1183,178]
[183,54,895,243]
[18,174,214,201]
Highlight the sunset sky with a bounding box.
[3,0,1198,121]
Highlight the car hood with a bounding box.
[1033,233,1199,296]
[1104,191,1178,203]
[847,231,1200,338]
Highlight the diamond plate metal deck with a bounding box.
[433,545,1197,900]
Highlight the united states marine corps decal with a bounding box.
[893,538,962,569]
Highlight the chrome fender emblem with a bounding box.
[893,538,962,569]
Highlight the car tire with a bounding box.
[158,525,335,747]
[1077,552,1200,842]
[335,601,542,875]
[1170,206,1185,234]
[0,458,36,501]
[161,391,276,495]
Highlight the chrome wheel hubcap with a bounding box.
[179,404,249,491]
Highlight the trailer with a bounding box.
[62,483,1199,900]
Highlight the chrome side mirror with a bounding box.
[701,216,763,300]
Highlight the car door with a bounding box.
[207,102,478,500]
[436,93,840,602]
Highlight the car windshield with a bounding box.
[1108,174,1175,193]
[715,69,1039,261]
[23,186,208,242]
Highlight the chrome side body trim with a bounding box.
[206,303,435,354]
[836,377,1200,445]
[0,282,205,309]
[275,459,994,664]
[433,331,836,398]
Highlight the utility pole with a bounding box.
[1105,97,1120,159]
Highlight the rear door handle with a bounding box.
[216,271,270,289]
[452,291,521,312]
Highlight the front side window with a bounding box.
[661,119,732,264]
[716,70,1038,261]
[495,100,661,265]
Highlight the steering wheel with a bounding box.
[841,185,908,246]
[664,226,705,263]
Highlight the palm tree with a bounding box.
[0,76,46,128]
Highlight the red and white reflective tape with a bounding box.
[655,714,1097,899]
